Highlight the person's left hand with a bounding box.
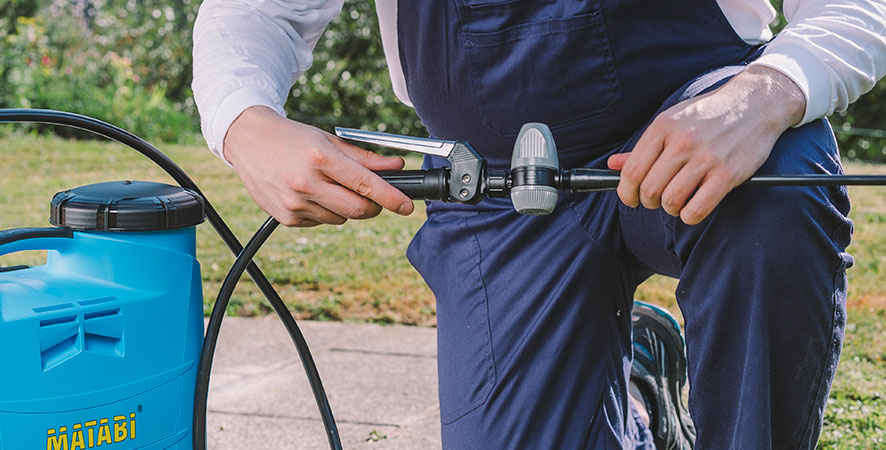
[608,65,806,225]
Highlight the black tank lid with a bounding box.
[50,181,205,231]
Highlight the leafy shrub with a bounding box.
[835,81,886,161]
[0,0,39,105]
[0,1,200,143]
[283,1,425,138]
[0,0,882,157]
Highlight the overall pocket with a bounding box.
[460,6,622,136]
[406,211,496,424]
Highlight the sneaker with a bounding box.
[630,301,696,450]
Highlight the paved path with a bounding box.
[207,317,441,449]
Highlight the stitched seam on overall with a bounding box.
[612,207,663,286]
[463,12,603,47]
[565,197,638,376]
[565,199,623,262]
[459,9,622,136]
[443,214,498,423]
[579,317,620,450]
[798,223,851,447]
[459,0,544,9]
[579,388,610,449]
[565,197,642,328]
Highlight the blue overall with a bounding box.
[397,1,853,448]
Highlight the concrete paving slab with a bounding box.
[206,317,441,449]
[209,354,436,424]
[207,412,398,449]
[208,372,248,392]
[369,404,443,450]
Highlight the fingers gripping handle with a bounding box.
[377,169,450,201]
[336,128,484,205]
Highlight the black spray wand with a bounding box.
[336,124,886,216]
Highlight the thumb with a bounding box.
[607,152,630,171]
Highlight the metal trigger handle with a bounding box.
[335,127,487,204]
[334,127,456,158]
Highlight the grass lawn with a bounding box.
[1,135,884,446]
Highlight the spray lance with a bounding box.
[337,122,886,213]
[1,109,885,450]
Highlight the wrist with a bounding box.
[733,65,806,132]
[222,105,280,167]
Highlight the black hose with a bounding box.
[195,218,342,449]
[0,109,342,450]
[193,219,280,448]
[193,216,341,450]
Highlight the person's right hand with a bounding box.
[223,105,415,227]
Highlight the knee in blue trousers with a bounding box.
[407,67,853,449]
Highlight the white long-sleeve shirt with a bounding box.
[192,0,886,164]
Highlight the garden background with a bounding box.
[1,0,884,446]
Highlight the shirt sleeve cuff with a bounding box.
[207,86,285,167]
[748,42,833,127]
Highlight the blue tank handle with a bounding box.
[0,227,74,257]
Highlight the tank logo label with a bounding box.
[46,412,136,450]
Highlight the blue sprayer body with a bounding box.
[0,181,204,450]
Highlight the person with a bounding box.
[192,0,886,448]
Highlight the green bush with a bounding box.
[769,0,885,162]
[0,1,200,143]
[0,1,34,117]
[0,0,882,156]
[834,80,886,161]
[284,1,425,138]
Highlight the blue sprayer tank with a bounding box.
[0,181,205,450]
